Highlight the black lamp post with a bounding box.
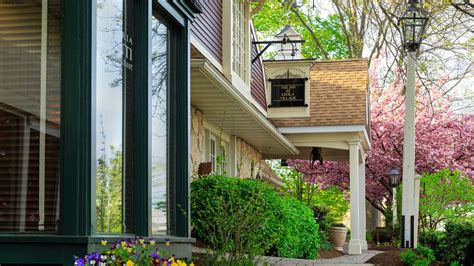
[399,0,429,52]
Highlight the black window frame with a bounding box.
[0,0,195,263]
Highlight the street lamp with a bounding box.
[398,0,428,249]
[389,167,401,188]
[388,167,400,227]
[400,0,429,52]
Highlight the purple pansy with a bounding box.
[74,257,85,266]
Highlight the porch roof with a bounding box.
[190,59,299,157]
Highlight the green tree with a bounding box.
[419,169,474,232]
[253,1,349,59]
[252,0,473,109]
[96,146,123,233]
[268,160,349,227]
[96,116,123,233]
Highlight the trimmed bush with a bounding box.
[419,222,474,265]
[443,222,474,265]
[191,175,320,259]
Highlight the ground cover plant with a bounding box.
[399,245,435,266]
[191,175,321,262]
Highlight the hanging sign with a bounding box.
[270,78,306,107]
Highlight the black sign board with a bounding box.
[270,78,306,107]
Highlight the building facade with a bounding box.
[0,0,373,263]
[0,0,199,264]
[189,0,372,255]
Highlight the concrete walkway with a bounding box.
[256,250,382,265]
[193,247,383,265]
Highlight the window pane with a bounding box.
[151,16,168,234]
[0,0,61,232]
[95,0,127,233]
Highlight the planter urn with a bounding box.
[328,225,347,249]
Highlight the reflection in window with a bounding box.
[95,0,125,233]
[0,0,61,232]
[151,16,168,234]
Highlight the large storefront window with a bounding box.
[95,0,132,234]
[151,16,168,235]
[0,0,62,232]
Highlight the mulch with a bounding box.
[365,249,404,265]
[366,246,445,265]
[319,248,344,259]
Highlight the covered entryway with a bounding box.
[264,58,371,255]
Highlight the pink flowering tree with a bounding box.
[289,57,474,214]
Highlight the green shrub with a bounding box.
[442,222,474,265]
[275,194,320,259]
[419,230,444,261]
[419,170,474,231]
[400,246,435,266]
[400,249,417,265]
[191,175,320,260]
[420,222,474,265]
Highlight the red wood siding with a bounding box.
[251,34,267,110]
[190,0,223,63]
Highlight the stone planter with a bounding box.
[328,226,347,249]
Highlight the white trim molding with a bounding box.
[278,125,371,149]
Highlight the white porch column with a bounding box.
[344,139,362,255]
[359,155,368,250]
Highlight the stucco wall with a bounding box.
[190,106,205,175]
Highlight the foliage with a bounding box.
[252,0,473,104]
[419,222,474,265]
[268,160,349,228]
[419,230,444,262]
[310,187,349,227]
[73,238,192,266]
[419,170,474,231]
[191,175,321,260]
[442,222,474,265]
[275,193,321,259]
[96,145,123,233]
[400,246,436,266]
[253,3,349,59]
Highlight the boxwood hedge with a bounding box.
[191,175,321,259]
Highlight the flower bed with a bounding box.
[74,238,193,266]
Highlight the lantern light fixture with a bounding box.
[399,0,429,52]
[389,166,401,188]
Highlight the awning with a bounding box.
[191,59,299,157]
